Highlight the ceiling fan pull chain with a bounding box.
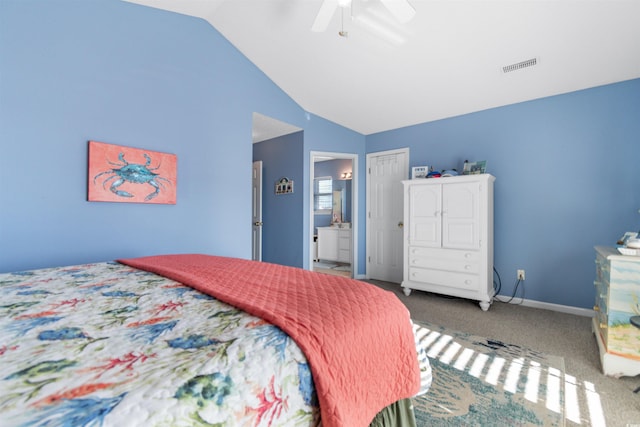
[339,6,348,38]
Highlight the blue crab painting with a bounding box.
[93,152,172,201]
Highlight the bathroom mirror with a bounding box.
[332,189,343,223]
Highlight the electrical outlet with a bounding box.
[517,269,525,281]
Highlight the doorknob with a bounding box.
[253,222,263,226]
[398,221,404,228]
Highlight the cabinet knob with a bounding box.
[464,265,471,270]
[593,305,600,312]
[398,221,404,228]
[599,323,608,329]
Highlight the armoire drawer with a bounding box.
[408,266,479,291]
[408,246,479,274]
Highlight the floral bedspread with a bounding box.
[0,262,320,426]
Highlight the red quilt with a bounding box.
[119,254,420,427]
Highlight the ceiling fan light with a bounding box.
[353,14,406,45]
[380,0,416,23]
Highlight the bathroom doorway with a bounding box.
[309,151,358,278]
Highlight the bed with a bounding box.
[0,254,431,426]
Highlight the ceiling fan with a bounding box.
[311,0,416,33]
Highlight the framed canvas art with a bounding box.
[88,141,177,204]
[462,160,487,175]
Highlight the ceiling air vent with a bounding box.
[502,57,537,73]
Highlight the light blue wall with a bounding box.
[367,79,640,309]
[253,132,304,268]
[301,117,366,273]
[0,0,364,273]
[3,0,637,309]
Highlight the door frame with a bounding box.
[309,151,358,277]
[365,147,409,280]
[251,160,263,261]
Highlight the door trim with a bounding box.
[309,151,358,278]
[251,160,263,261]
[365,148,409,280]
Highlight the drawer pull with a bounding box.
[465,253,472,258]
[464,280,471,284]
[465,265,471,270]
[599,323,607,329]
[593,305,599,312]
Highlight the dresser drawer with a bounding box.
[408,266,479,291]
[338,236,351,250]
[593,280,608,313]
[595,255,610,284]
[338,249,350,263]
[408,246,479,274]
[594,308,609,347]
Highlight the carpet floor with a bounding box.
[367,279,640,426]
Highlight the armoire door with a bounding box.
[441,181,480,250]
[408,183,441,248]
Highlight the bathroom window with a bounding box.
[314,177,332,213]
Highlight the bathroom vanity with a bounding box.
[317,226,352,264]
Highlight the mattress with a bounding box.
[0,260,431,426]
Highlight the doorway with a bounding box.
[309,151,358,278]
[252,113,303,266]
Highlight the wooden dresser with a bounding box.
[593,246,640,377]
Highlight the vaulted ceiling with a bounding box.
[127,0,640,136]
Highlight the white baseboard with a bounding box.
[362,277,595,317]
[496,295,594,317]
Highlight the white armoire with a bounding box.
[401,174,495,311]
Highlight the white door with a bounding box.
[252,161,263,261]
[366,149,409,282]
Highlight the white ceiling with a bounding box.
[127,0,640,137]
[252,112,302,143]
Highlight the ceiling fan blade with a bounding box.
[379,0,416,23]
[312,0,339,32]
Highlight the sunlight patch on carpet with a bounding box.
[412,321,607,426]
[412,321,565,426]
